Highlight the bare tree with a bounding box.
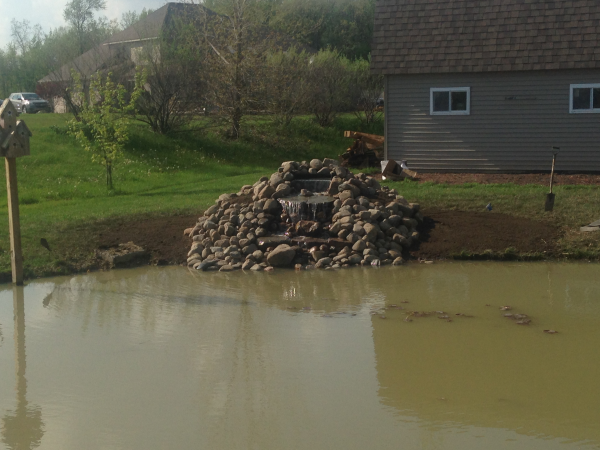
[304,49,352,126]
[135,39,206,134]
[63,0,107,54]
[10,20,44,55]
[195,0,274,138]
[265,48,310,125]
[350,57,383,126]
[120,8,154,30]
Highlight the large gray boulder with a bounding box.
[266,244,297,267]
[264,198,283,214]
[270,173,283,188]
[363,223,378,242]
[310,159,323,170]
[338,190,354,202]
[352,240,366,252]
[258,185,276,200]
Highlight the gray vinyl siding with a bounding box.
[386,69,600,172]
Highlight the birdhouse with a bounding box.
[0,101,31,158]
[1,99,30,285]
[1,128,31,158]
[0,99,18,132]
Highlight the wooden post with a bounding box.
[6,158,23,284]
[1,99,32,285]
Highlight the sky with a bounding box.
[0,0,169,49]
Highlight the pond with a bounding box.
[1,263,600,449]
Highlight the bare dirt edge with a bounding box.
[0,209,565,284]
[94,210,562,265]
[373,172,600,186]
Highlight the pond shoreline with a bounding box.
[1,207,589,284]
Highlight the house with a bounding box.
[38,2,301,114]
[371,0,600,172]
[37,3,215,112]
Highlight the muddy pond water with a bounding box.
[1,263,600,449]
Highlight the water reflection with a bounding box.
[1,263,600,449]
[370,263,600,445]
[1,287,44,450]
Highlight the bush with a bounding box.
[265,48,311,125]
[303,49,353,127]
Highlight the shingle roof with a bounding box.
[105,4,170,44]
[371,0,600,74]
[38,3,212,83]
[39,2,302,84]
[38,4,172,83]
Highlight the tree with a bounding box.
[265,48,310,125]
[135,41,206,134]
[304,49,353,127]
[194,0,274,138]
[133,11,208,135]
[63,0,107,54]
[270,0,376,60]
[350,57,383,126]
[67,70,145,190]
[10,20,44,55]
[120,8,154,29]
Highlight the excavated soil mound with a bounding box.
[412,209,561,259]
[97,214,199,265]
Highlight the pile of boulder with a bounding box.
[184,158,423,272]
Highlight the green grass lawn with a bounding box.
[0,112,598,281]
[0,113,383,279]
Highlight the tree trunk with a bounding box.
[231,3,244,139]
[106,162,113,190]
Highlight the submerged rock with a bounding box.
[196,259,219,271]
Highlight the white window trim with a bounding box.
[569,83,600,113]
[430,87,470,115]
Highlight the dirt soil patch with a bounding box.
[94,209,561,265]
[402,173,600,186]
[97,214,198,265]
[412,209,561,259]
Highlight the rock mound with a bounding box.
[184,159,423,272]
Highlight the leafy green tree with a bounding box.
[67,70,145,190]
[271,0,376,60]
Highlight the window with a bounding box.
[570,84,600,113]
[430,87,470,115]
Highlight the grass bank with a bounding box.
[0,113,382,280]
[0,113,598,282]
